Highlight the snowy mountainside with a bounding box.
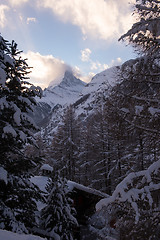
[39,66,120,138]
[74,66,120,118]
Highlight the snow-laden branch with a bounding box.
[96,159,160,223]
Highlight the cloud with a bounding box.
[81,72,95,83]
[8,0,29,6]
[91,61,109,71]
[21,51,92,88]
[27,17,37,24]
[21,51,74,89]
[6,0,136,41]
[110,57,122,67]
[37,0,136,41]
[0,5,10,28]
[80,47,109,73]
[81,48,92,62]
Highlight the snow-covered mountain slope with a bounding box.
[74,66,120,118]
[83,66,119,95]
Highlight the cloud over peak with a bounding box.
[21,51,86,89]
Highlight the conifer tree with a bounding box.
[0,34,42,233]
[41,174,78,240]
[119,0,160,55]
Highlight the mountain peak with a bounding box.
[64,70,74,79]
[60,70,85,88]
[37,70,86,107]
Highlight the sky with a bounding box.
[0,0,137,89]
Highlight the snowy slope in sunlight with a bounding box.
[0,230,46,240]
[74,66,120,117]
[83,66,119,95]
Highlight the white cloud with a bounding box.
[37,0,136,41]
[110,57,122,67]
[80,48,109,73]
[90,61,109,71]
[21,51,73,89]
[81,72,95,83]
[81,48,92,62]
[6,0,136,41]
[27,17,37,24]
[8,0,29,6]
[0,5,9,28]
[21,51,92,88]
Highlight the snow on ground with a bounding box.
[75,66,120,118]
[82,66,119,96]
[0,229,46,240]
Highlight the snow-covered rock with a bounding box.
[31,70,86,128]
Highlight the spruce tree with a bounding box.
[0,34,42,233]
[41,174,78,240]
[119,0,160,55]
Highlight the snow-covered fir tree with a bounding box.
[119,0,160,55]
[41,173,78,240]
[0,34,42,233]
[96,159,160,240]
